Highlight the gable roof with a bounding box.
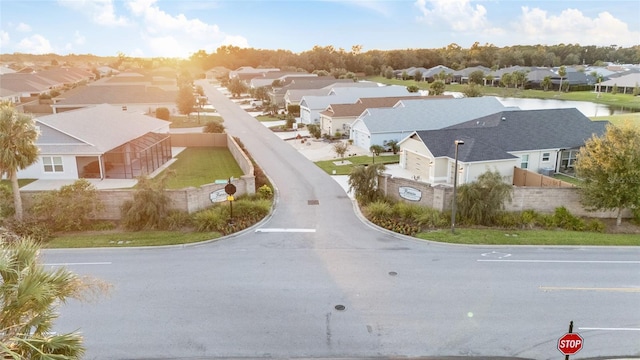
[357,97,510,134]
[412,108,609,162]
[35,104,170,155]
[320,96,446,117]
[53,84,177,105]
[301,86,417,110]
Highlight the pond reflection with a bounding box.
[494,97,637,117]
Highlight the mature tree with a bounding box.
[500,73,513,88]
[348,163,386,204]
[0,102,40,220]
[468,70,485,85]
[576,122,640,226]
[253,86,270,102]
[429,80,445,95]
[333,141,350,163]
[512,70,528,89]
[413,69,423,82]
[176,86,196,115]
[558,65,566,92]
[456,170,512,226]
[227,78,248,98]
[121,172,174,230]
[307,124,321,139]
[1,237,108,358]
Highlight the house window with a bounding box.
[520,155,529,169]
[43,156,64,173]
[561,150,578,169]
[542,152,550,162]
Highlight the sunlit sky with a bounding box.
[1,0,639,58]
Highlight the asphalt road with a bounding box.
[46,81,640,360]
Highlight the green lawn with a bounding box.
[1,179,37,188]
[553,173,583,186]
[164,147,244,189]
[416,228,640,246]
[315,155,400,175]
[45,230,221,248]
[591,112,640,128]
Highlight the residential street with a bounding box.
[46,80,640,360]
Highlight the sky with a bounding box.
[1,0,639,58]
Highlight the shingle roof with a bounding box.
[35,104,170,155]
[301,86,417,110]
[320,96,442,117]
[414,108,609,162]
[358,97,510,134]
[54,84,177,105]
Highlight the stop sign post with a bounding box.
[558,321,583,358]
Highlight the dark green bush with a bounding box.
[257,184,273,199]
[585,219,606,233]
[552,206,585,231]
[5,217,52,243]
[161,210,193,230]
[155,107,170,120]
[204,121,225,133]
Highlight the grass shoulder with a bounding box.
[416,227,640,246]
[45,230,221,248]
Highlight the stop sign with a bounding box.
[558,332,583,355]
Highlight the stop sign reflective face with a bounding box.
[558,332,584,355]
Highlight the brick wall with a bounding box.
[379,174,631,219]
[20,132,256,220]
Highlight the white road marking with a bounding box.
[579,327,640,331]
[45,262,112,266]
[478,259,640,264]
[480,251,512,259]
[539,286,640,293]
[255,228,316,233]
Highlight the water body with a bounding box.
[494,97,637,117]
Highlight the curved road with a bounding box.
[46,81,640,359]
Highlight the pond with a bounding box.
[493,97,637,117]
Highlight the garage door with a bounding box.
[405,151,429,177]
[353,130,369,149]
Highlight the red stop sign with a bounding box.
[558,332,583,355]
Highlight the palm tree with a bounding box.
[0,102,40,220]
[0,238,108,358]
[558,65,566,92]
[347,163,386,204]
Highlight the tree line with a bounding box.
[191,43,640,75]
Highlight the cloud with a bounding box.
[514,6,640,47]
[0,31,10,49]
[125,0,249,57]
[16,23,32,32]
[16,34,54,54]
[414,0,503,34]
[74,31,86,45]
[58,0,129,26]
[327,0,393,16]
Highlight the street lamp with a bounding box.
[451,139,464,234]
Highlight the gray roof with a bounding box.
[35,104,170,155]
[54,84,177,105]
[358,97,510,134]
[415,108,610,162]
[301,85,416,110]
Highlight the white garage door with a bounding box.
[353,130,369,149]
[405,151,429,178]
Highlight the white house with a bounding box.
[350,97,510,150]
[299,85,418,125]
[18,104,172,181]
[397,108,610,185]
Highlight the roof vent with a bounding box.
[501,117,506,121]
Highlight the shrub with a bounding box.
[121,173,173,231]
[0,183,14,218]
[204,121,225,133]
[156,107,170,120]
[413,207,448,229]
[494,211,521,229]
[585,219,606,233]
[457,170,512,226]
[192,198,270,235]
[257,184,273,199]
[392,201,423,221]
[5,217,52,243]
[91,221,117,231]
[363,200,393,219]
[552,206,585,231]
[161,209,193,230]
[30,179,104,232]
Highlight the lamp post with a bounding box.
[451,139,464,234]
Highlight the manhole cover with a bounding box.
[308,200,319,205]
[334,304,346,311]
[389,271,398,276]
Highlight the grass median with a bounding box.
[44,231,222,248]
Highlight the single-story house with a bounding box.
[249,72,316,89]
[229,66,280,80]
[17,104,172,181]
[318,95,449,137]
[594,72,640,94]
[397,108,609,185]
[282,81,376,110]
[350,97,511,150]
[299,85,418,125]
